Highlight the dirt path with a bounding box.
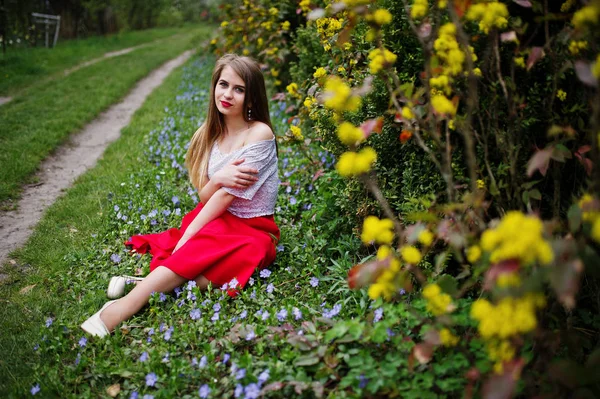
[0,35,178,107]
[0,49,195,272]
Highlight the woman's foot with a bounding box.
[81,300,118,337]
[107,275,144,299]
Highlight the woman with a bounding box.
[82,54,280,337]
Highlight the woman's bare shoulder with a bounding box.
[246,121,274,144]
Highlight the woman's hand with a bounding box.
[213,158,259,189]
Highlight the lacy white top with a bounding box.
[207,137,279,218]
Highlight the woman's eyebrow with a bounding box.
[218,79,245,88]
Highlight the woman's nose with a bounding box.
[224,88,233,98]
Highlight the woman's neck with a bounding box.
[223,115,249,136]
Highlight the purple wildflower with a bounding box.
[309,277,319,287]
[266,284,274,294]
[110,253,121,264]
[30,384,41,395]
[198,384,210,398]
[159,292,167,302]
[162,352,170,363]
[174,287,182,297]
[187,280,197,290]
[245,330,255,341]
[222,353,230,364]
[261,312,270,321]
[45,317,53,328]
[292,307,302,320]
[213,303,222,312]
[142,395,154,399]
[358,374,369,389]
[145,372,158,387]
[74,353,81,366]
[234,384,243,398]
[164,326,174,341]
[239,310,247,319]
[276,244,284,252]
[289,196,297,205]
[139,351,149,362]
[190,308,201,320]
[172,196,180,205]
[199,355,207,368]
[322,303,342,319]
[374,307,384,323]
[276,308,288,321]
[258,369,270,384]
[129,392,139,399]
[78,337,87,348]
[244,383,260,399]
[259,269,271,278]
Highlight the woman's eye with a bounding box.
[219,82,227,87]
[235,87,245,93]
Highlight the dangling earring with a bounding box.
[248,108,252,120]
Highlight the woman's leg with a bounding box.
[100,266,187,332]
[193,274,211,290]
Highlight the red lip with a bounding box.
[221,101,232,107]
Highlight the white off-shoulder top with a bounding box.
[207,137,279,218]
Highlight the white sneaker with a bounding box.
[81,300,117,338]
[107,275,144,299]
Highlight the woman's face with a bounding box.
[214,65,247,118]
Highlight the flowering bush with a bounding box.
[212,0,600,397]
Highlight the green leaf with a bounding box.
[436,274,458,296]
[567,204,582,233]
[294,355,320,367]
[529,189,542,200]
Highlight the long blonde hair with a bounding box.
[185,54,273,190]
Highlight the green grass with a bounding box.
[0,53,200,397]
[0,25,201,97]
[0,25,213,206]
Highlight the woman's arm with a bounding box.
[174,189,235,252]
[199,159,259,204]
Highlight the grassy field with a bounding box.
[0,25,214,207]
[0,25,201,96]
[0,53,202,396]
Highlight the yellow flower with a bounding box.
[271,69,279,78]
[473,67,482,76]
[269,7,279,16]
[438,0,447,8]
[401,246,422,264]
[242,49,250,56]
[299,0,311,13]
[313,67,327,79]
[411,0,428,19]
[477,179,485,189]
[466,2,509,34]
[361,216,394,245]
[286,82,299,96]
[343,42,353,51]
[439,328,459,346]
[401,106,415,119]
[466,245,482,263]
[247,16,254,23]
[368,48,397,74]
[323,44,331,51]
[572,4,600,30]
[422,284,453,315]
[290,125,304,141]
[514,56,526,68]
[556,89,567,101]
[431,95,456,116]
[592,218,600,243]
[593,54,600,79]
[337,66,346,73]
[480,211,553,266]
[257,38,264,47]
[337,122,365,146]
[303,96,316,109]
[281,21,290,31]
[323,76,362,113]
[496,272,521,288]
[568,40,588,55]
[418,229,434,246]
[335,147,377,177]
[371,9,392,25]
[220,21,229,27]
[210,38,217,45]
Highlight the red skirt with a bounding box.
[125,202,280,292]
